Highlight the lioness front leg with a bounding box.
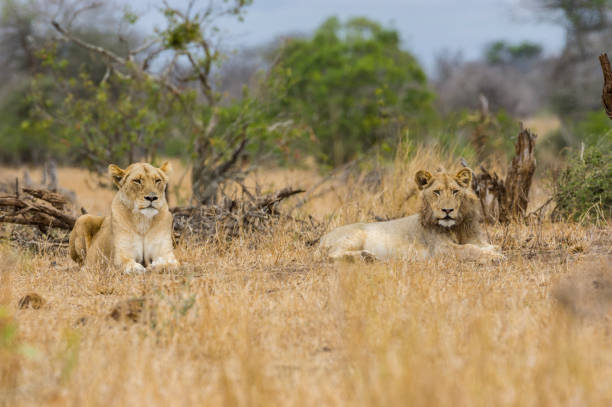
[112,233,147,274]
[146,232,179,272]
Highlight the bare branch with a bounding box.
[130,38,159,55]
[51,20,182,96]
[161,52,181,81]
[186,50,214,104]
[52,20,126,65]
[66,1,104,28]
[141,46,165,71]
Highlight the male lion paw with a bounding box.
[360,250,376,263]
[148,257,179,273]
[124,262,147,274]
[483,247,506,263]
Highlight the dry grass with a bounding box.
[1,148,611,406]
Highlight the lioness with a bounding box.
[69,162,178,274]
[319,168,503,262]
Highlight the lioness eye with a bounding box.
[155,178,162,184]
[452,189,459,195]
[133,178,142,185]
[433,190,441,196]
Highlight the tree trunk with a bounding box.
[599,53,612,120]
[191,136,248,205]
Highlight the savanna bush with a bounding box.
[553,141,612,223]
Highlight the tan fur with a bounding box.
[69,162,178,274]
[320,168,503,262]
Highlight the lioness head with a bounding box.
[109,162,171,217]
[415,168,476,228]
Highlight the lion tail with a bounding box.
[69,215,104,264]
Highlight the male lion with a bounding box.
[69,162,178,274]
[319,168,502,262]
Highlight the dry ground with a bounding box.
[1,149,611,406]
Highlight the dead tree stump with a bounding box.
[499,124,537,222]
[471,123,537,223]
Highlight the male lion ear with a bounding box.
[455,168,472,188]
[108,164,125,187]
[159,161,172,175]
[415,170,433,190]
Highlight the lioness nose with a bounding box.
[442,208,454,214]
[145,194,158,202]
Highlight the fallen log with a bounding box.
[22,187,72,211]
[0,187,77,231]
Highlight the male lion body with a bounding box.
[320,168,502,262]
[69,162,178,274]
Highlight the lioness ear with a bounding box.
[108,164,126,187]
[159,161,172,175]
[415,170,433,190]
[455,168,472,188]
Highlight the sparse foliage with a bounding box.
[28,45,183,171]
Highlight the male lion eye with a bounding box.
[452,190,459,195]
[433,190,441,196]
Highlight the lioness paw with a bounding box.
[148,256,179,273]
[124,262,147,274]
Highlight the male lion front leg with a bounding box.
[451,243,504,263]
[330,250,377,263]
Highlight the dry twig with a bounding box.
[172,187,304,239]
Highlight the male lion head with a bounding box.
[109,162,171,217]
[415,168,478,229]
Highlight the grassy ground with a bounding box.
[1,150,611,406]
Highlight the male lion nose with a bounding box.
[145,194,158,202]
[442,208,454,214]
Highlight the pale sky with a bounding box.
[132,0,565,73]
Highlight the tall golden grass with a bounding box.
[1,146,610,406]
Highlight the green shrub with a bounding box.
[553,142,612,223]
[268,17,435,166]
